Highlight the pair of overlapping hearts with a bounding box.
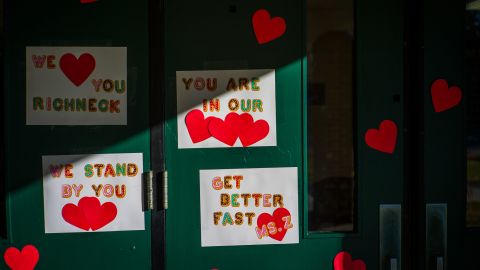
[365,78,462,154]
[185,109,270,147]
[61,197,117,231]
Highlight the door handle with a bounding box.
[380,204,401,270]
[390,258,398,270]
[436,256,444,270]
[426,204,447,270]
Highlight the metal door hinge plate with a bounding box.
[142,170,168,211]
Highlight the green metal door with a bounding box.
[164,0,404,268]
[421,0,480,269]
[1,0,151,269]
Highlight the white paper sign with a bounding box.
[200,167,298,247]
[177,69,276,148]
[42,153,144,233]
[26,47,127,125]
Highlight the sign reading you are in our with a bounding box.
[26,47,127,125]
[176,69,276,148]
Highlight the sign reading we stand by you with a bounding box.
[26,47,127,125]
[42,153,144,233]
[177,69,276,148]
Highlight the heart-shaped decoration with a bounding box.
[61,203,90,231]
[364,120,397,154]
[78,196,117,231]
[185,110,217,143]
[431,79,462,112]
[208,113,241,146]
[59,53,96,86]
[62,197,117,231]
[252,9,287,45]
[333,251,366,270]
[256,208,292,241]
[4,245,39,270]
[238,114,269,147]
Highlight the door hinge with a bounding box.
[159,170,168,210]
[142,170,168,211]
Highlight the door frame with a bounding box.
[149,0,167,269]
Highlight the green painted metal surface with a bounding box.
[422,0,474,268]
[2,0,151,269]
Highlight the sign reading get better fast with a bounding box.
[199,167,299,247]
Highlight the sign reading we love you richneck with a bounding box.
[26,47,127,125]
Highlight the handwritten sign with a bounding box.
[42,153,144,233]
[199,167,298,247]
[26,47,127,125]
[177,69,276,148]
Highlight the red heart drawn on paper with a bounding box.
[431,79,462,113]
[238,114,269,147]
[185,110,217,143]
[364,120,397,154]
[4,245,39,270]
[237,113,255,131]
[59,53,96,86]
[62,197,117,231]
[78,196,117,231]
[61,203,90,231]
[333,251,366,270]
[256,208,292,241]
[208,113,241,146]
[252,9,287,45]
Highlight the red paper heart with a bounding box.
[61,203,90,231]
[62,197,117,231]
[78,197,117,231]
[59,53,96,86]
[185,110,217,143]
[239,114,269,147]
[365,120,397,154]
[431,79,462,112]
[252,9,287,45]
[256,208,291,241]
[208,113,241,146]
[333,251,366,270]
[4,245,39,270]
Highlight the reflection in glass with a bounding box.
[307,0,355,232]
[466,2,480,227]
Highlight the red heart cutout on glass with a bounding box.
[256,208,292,241]
[238,113,269,147]
[4,245,39,270]
[333,251,366,270]
[208,113,241,146]
[252,9,287,45]
[59,53,96,86]
[185,110,217,143]
[62,197,117,231]
[364,120,397,154]
[431,79,462,112]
